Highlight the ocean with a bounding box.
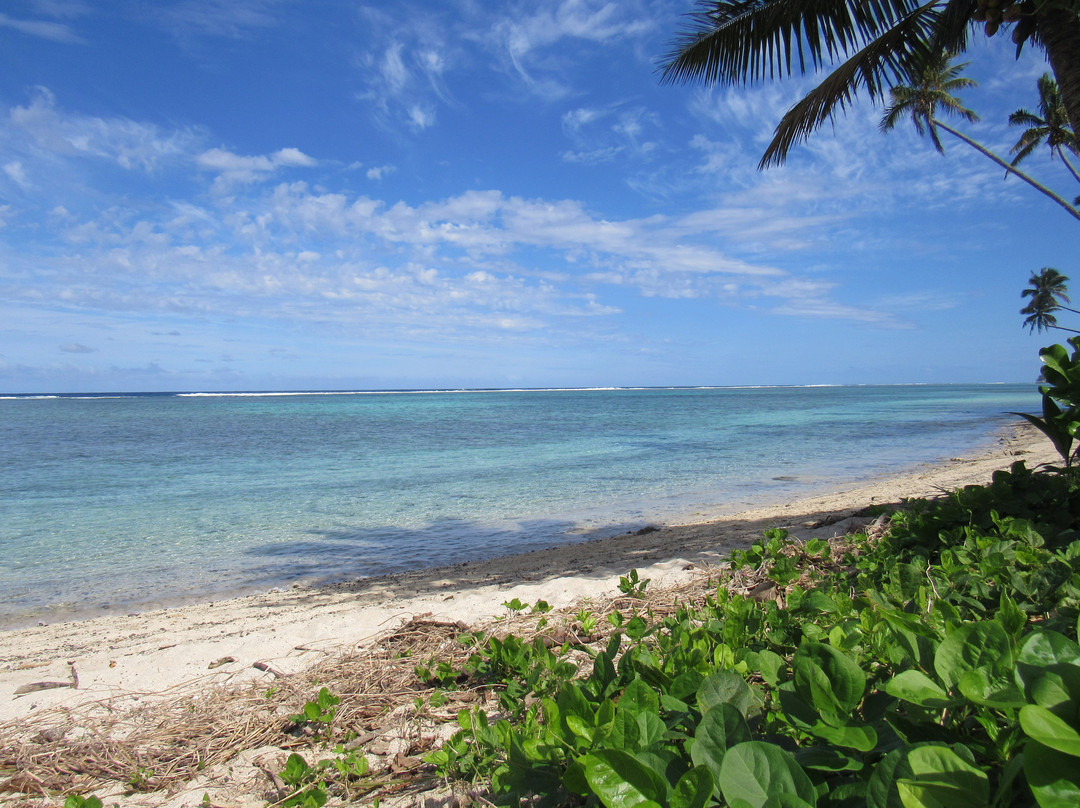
[0,384,1041,628]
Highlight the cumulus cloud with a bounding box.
[366,164,394,180]
[8,87,201,172]
[196,146,317,187]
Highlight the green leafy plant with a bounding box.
[290,686,341,736]
[278,753,328,808]
[425,462,1080,808]
[618,568,650,598]
[126,766,154,792]
[1012,337,1080,468]
[64,796,103,808]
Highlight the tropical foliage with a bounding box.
[1012,335,1080,467]
[660,1,1080,170]
[880,53,1080,220]
[1010,72,1080,184]
[427,461,1080,807]
[1021,267,1079,334]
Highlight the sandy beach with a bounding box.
[0,424,1056,734]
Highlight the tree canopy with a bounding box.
[660,1,1080,169]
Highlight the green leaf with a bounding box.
[566,714,595,742]
[756,650,785,687]
[670,669,704,701]
[1024,664,1080,717]
[1020,705,1080,757]
[635,711,666,749]
[671,767,714,808]
[282,753,312,786]
[957,667,1026,708]
[609,709,641,751]
[761,796,816,808]
[934,622,1012,690]
[698,671,760,719]
[582,749,668,808]
[795,747,863,773]
[1024,740,1080,808]
[690,702,751,783]
[804,719,878,751]
[793,642,865,719]
[884,670,955,709]
[895,745,989,808]
[717,742,816,808]
[620,678,660,716]
[866,748,912,808]
[1018,630,1080,667]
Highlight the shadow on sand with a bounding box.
[236,501,872,612]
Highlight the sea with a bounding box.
[0,384,1042,629]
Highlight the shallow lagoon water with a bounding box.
[0,384,1039,627]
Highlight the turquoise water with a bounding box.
[0,385,1039,627]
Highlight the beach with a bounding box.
[0,424,1055,730]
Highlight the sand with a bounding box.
[0,424,1055,729]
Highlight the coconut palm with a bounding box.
[1010,72,1080,184]
[1021,267,1080,334]
[659,1,1080,169]
[880,53,1080,222]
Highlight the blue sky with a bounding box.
[0,0,1076,392]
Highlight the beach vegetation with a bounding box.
[659,2,1080,172]
[426,460,1080,807]
[64,796,102,808]
[618,568,651,598]
[1022,269,1080,335]
[290,687,341,735]
[1012,336,1080,467]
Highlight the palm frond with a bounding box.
[659,0,930,86]
[759,3,941,166]
[932,0,978,54]
[1009,108,1041,127]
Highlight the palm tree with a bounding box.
[1021,267,1080,334]
[1010,73,1080,185]
[659,1,1080,169]
[880,53,1080,222]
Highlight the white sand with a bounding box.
[0,426,1054,726]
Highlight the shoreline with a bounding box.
[0,424,1056,725]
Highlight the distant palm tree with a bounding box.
[880,53,1080,223]
[1010,73,1080,185]
[1021,267,1080,334]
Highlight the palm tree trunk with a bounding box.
[932,118,1080,223]
[1039,11,1080,141]
[1054,146,1080,186]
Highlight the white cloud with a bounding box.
[196,146,317,187]
[4,161,30,188]
[366,164,394,180]
[8,87,201,172]
[408,104,436,130]
[0,12,83,43]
